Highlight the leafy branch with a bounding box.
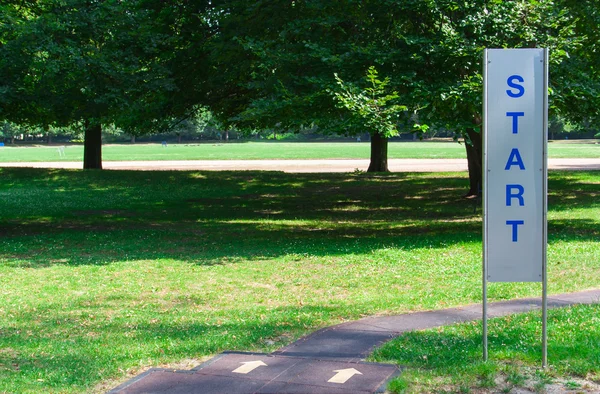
[332,66,424,137]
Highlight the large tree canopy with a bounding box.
[204,0,442,172]
[0,0,213,168]
[2,0,598,177]
[202,0,597,186]
[411,0,590,194]
[552,0,600,126]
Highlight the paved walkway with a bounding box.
[109,289,600,394]
[2,158,600,172]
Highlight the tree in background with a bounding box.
[553,0,600,130]
[168,108,214,143]
[0,121,23,145]
[414,0,593,195]
[2,0,598,180]
[0,0,206,169]
[203,1,434,172]
[204,2,559,176]
[333,66,422,172]
[203,0,598,191]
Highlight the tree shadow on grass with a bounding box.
[1,168,481,267]
[0,224,485,268]
[0,168,598,393]
[0,168,598,268]
[549,219,600,239]
[548,171,600,210]
[0,168,470,222]
[0,303,342,392]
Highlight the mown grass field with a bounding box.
[0,168,598,393]
[0,140,599,162]
[372,304,600,393]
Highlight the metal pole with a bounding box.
[542,274,547,367]
[483,275,488,361]
[541,47,549,368]
[482,49,489,362]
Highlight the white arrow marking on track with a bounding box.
[327,368,363,384]
[232,360,267,374]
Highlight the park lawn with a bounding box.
[0,168,598,393]
[0,140,598,162]
[0,141,466,161]
[371,304,600,393]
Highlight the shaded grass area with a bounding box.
[371,304,600,393]
[0,168,598,393]
[0,140,598,162]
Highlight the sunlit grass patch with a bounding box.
[0,140,598,163]
[0,168,598,392]
[371,304,600,393]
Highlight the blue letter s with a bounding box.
[506,75,525,98]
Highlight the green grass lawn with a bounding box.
[0,168,598,393]
[0,140,598,162]
[372,304,600,393]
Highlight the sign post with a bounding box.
[483,48,548,366]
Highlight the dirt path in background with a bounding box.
[2,158,600,172]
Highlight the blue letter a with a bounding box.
[505,148,525,170]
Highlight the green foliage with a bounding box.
[564,379,581,390]
[505,365,527,387]
[387,377,409,393]
[203,1,599,140]
[551,0,600,126]
[332,66,410,138]
[3,1,599,165]
[0,0,217,165]
[0,121,23,141]
[205,1,425,133]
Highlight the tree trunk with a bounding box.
[47,134,52,144]
[367,133,389,172]
[131,135,136,144]
[10,136,15,145]
[84,123,102,170]
[177,134,182,144]
[464,127,482,197]
[224,130,229,142]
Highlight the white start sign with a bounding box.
[483,48,548,282]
